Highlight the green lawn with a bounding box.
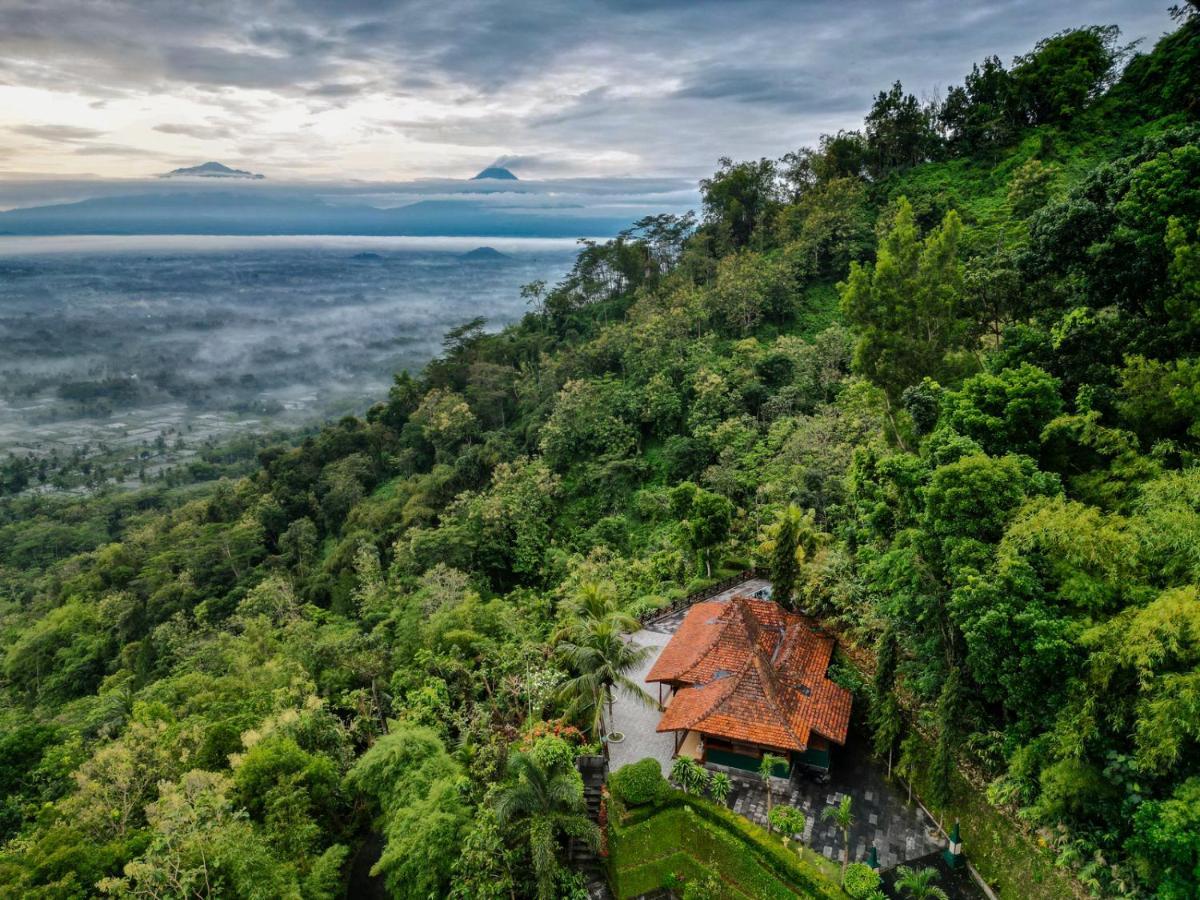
[607,791,843,900]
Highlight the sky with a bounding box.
[0,0,1179,184]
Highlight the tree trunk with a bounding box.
[888,747,893,779]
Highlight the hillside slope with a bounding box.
[1,13,1198,900]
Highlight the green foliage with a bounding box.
[671,757,708,796]
[1127,776,1200,899]
[700,157,782,251]
[346,725,469,899]
[1,16,1199,900]
[840,198,969,409]
[843,861,883,898]
[894,864,950,900]
[707,771,732,806]
[609,758,668,808]
[608,791,841,899]
[494,750,598,900]
[940,364,1062,457]
[766,804,806,842]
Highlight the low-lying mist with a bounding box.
[0,235,576,470]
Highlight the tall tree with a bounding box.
[759,753,786,826]
[822,795,855,879]
[839,198,967,438]
[759,505,823,609]
[864,81,940,176]
[699,157,781,251]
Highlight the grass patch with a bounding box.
[608,790,842,900]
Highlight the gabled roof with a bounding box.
[649,595,852,748]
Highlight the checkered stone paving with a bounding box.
[714,732,942,870]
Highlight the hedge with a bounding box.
[608,789,842,899]
[610,758,669,807]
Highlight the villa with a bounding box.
[646,595,852,777]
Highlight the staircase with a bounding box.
[571,755,610,898]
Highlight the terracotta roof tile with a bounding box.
[644,600,726,683]
[648,595,852,749]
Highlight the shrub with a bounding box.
[843,862,882,898]
[610,758,668,807]
[528,734,577,776]
[767,804,806,841]
[626,595,667,620]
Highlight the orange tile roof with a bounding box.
[649,596,852,749]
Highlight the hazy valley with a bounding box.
[0,236,575,491]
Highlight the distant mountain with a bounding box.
[0,192,631,238]
[159,162,265,180]
[460,246,510,261]
[471,167,518,181]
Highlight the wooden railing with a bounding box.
[638,568,766,626]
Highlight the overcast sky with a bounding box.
[0,1,1177,183]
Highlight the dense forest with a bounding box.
[2,7,1200,899]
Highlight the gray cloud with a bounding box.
[0,0,1179,179]
[153,122,238,140]
[12,124,107,141]
[72,143,164,157]
[673,66,863,114]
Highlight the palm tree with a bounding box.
[821,795,854,879]
[671,756,707,794]
[758,752,786,827]
[894,865,949,900]
[708,771,732,806]
[494,750,600,900]
[556,580,640,636]
[558,618,657,740]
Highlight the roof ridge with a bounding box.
[750,650,810,749]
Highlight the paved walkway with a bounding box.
[612,575,943,869]
[608,626,674,775]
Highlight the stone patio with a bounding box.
[718,730,943,870]
[610,576,944,870]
